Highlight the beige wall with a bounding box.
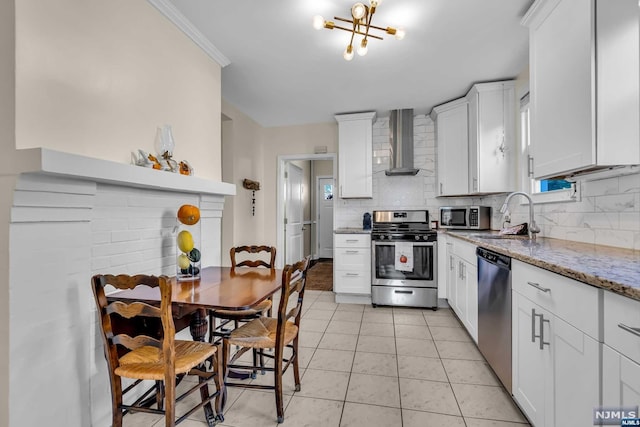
[220,103,338,256]
[261,123,338,249]
[15,0,222,180]
[221,101,266,261]
[0,0,15,422]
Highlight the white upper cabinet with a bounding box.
[523,0,640,179]
[432,81,516,196]
[335,112,376,198]
[467,81,516,194]
[433,98,469,196]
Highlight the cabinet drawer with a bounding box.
[334,247,370,269]
[604,291,640,364]
[453,238,477,266]
[333,270,371,294]
[334,234,370,248]
[512,260,600,340]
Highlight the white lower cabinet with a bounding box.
[445,238,477,342]
[333,233,371,295]
[512,260,601,427]
[602,290,640,414]
[602,345,640,410]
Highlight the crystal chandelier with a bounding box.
[313,0,405,61]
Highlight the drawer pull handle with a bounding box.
[345,273,359,277]
[618,323,640,338]
[527,281,550,293]
[394,290,413,294]
[345,250,359,254]
[346,239,358,243]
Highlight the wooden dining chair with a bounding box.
[92,274,224,427]
[209,246,277,341]
[222,257,310,423]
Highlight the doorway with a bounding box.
[316,175,334,259]
[276,154,336,268]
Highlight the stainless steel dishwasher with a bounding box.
[477,247,512,393]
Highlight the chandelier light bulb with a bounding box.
[395,28,406,40]
[312,15,325,30]
[370,0,382,6]
[351,2,367,20]
[357,39,368,56]
[343,45,354,61]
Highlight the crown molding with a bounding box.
[147,0,231,67]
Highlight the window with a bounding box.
[323,183,333,200]
[520,94,578,203]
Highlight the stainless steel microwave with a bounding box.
[440,206,491,230]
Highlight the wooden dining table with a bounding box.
[107,266,283,342]
[106,266,283,420]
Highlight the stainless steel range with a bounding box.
[371,210,438,309]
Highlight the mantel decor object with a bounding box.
[130,124,194,175]
[176,204,201,281]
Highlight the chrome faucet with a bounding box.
[499,191,541,240]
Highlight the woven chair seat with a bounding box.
[213,299,272,320]
[227,317,298,349]
[115,340,217,380]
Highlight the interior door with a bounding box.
[316,176,334,259]
[285,163,304,265]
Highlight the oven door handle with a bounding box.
[372,241,436,247]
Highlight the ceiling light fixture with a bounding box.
[313,0,405,61]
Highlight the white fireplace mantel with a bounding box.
[8,147,236,196]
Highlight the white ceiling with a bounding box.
[168,0,533,128]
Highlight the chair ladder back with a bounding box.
[92,273,176,374]
[276,257,310,339]
[230,245,276,269]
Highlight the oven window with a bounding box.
[374,244,434,281]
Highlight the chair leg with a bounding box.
[221,339,230,410]
[164,374,176,427]
[292,337,301,392]
[212,346,225,423]
[274,348,284,423]
[251,349,258,379]
[111,378,124,427]
[155,380,165,410]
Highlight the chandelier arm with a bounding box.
[330,24,383,40]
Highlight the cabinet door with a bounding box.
[529,0,595,178]
[453,258,467,322]
[436,103,469,196]
[446,243,456,307]
[463,259,478,343]
[512,292,550,426]
[602,345,640,410]
[337,118,373,198]
[550,316,600,427]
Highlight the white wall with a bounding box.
[15,0,223,180]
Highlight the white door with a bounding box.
[316,176,334,259]
[285,163,304,265]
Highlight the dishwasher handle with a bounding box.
[476,247,511,269]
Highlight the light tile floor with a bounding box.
[123,290,531,427]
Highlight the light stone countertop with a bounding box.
[446,230,640,302]
[334,228,372,234]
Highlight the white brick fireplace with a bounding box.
[7,149,235,426]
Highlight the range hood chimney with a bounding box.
[386,109,419,176]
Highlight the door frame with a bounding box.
[276,153,337,268]
[316,175,334,259]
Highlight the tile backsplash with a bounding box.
[335,114,640,250]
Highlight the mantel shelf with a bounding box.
[9,148,236,196]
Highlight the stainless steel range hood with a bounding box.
[386,109,419,176]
